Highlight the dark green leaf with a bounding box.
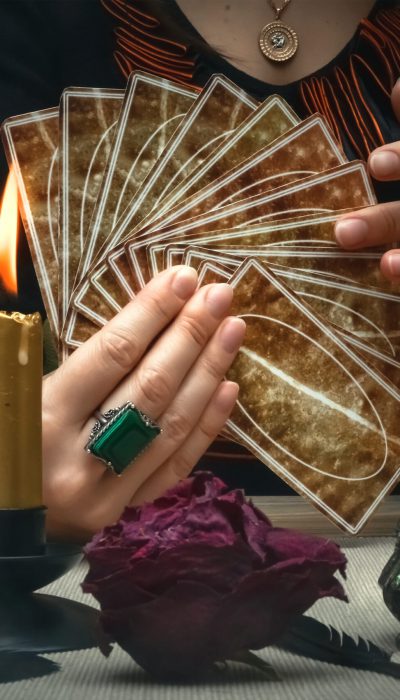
[0,594,110,655]
[276,615,400,679]
[0,652,59,683]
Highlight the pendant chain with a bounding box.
[268,0,292,21]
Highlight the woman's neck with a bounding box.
[175,0,377,85]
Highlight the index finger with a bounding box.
[45,266,198,424]
[334,201,400,249]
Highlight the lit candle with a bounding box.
[0,310,45,557]
[0,170,46,556]
[0,311,42,509]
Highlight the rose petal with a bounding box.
[83,545,137,581]
[212,559,347,657]
[101,580,221,678]
[215,495,272,559]
[262,528,347,576]
[127,540,255,595]
[83,572,154,609]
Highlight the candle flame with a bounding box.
[0,169,19,295]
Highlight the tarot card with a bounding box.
[126,162,376,288]
[73,214,350,330]
[141,113,347,238]
[180,243,400,359]
[90,74,258,268]
[72,241,328,331]
[197,260,235,285]
[101,210,371,314]
[147,210,357,275]
[109,92,301,287]
[159,240,333,278]
[59,87,124,330]
[65,313,101,349]
[226,258,400,533]
[70,280,117,327]
[68,254,137,334]
[180,241,393,293]
[67,74,258,326]
[1,108,59,336]
[154,161,376,238]
[77,72,198,282]
[193,256,400,419]
[68,256,134,330]
[132,93,301,238]
[147,202,386,280]
[68,90,300,319]
[242,250,394,293]
[64,72,198,348]
[103,210,355,306]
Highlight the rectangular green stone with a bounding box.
[91,407,160,474]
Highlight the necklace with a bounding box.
[259,0,299,63]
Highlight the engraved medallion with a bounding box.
[259,21,299,63]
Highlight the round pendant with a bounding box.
[259,21,299,63]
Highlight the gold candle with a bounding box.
[0,311,42,508]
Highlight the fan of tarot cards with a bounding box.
[2,70,400,535]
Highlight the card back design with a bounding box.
[78,72,198,281]
[126,162,376,287]
[92,74,258,265]
[138,93,300,233]
[226,259,400,533]
[59,87,124,328]
[145,114,347,235]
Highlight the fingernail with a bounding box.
[388,253,400,278]
[205,284,233,318]
[219,317,246,353]
[369,150,400,178]
[216,381,239,410]
[172,267,198,299]
[335,218,369,248]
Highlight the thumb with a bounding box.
[391,78,400,122]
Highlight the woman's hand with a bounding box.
[42,266,245,542]
[335,79,400,279]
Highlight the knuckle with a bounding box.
[198,415,219,443]
[99,326,139,372]
[380,205,399,238]
[170,452,194,480]
[142,292,171,325]
[179,314,209,348]
[136,366,172,407]
[163,411,193,445]
[200,354,226,382]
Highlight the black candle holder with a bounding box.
[0,506,106,666]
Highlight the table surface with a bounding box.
[1,537,400,700]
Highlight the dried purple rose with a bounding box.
[82,472,347,679]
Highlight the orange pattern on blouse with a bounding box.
[101,1,400,160]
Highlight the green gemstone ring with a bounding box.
[85,402,161,476]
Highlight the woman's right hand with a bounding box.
[42,266,245,543]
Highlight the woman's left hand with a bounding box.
[335,79,400,280]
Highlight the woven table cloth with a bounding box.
[1,537,400,700]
